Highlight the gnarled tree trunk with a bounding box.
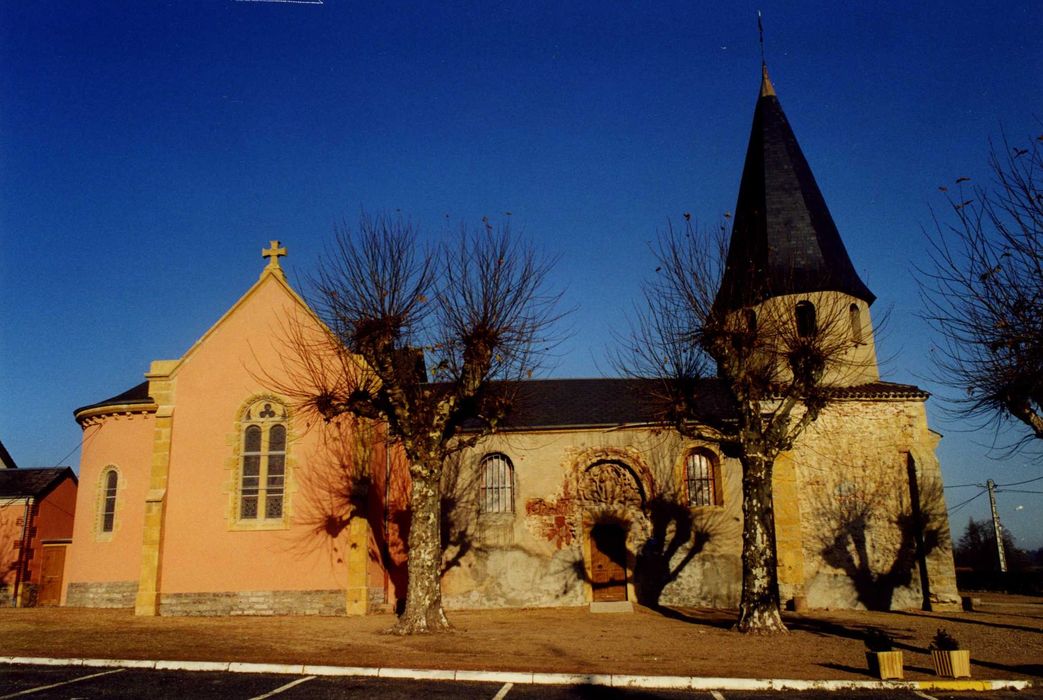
[735,452,787,634]
[389,467,451,634]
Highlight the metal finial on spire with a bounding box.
[756,11,776,98]
[757,10,765,67]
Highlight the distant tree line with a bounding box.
[954,517,1043,594]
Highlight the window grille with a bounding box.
[479,453,514,514]
[686,451,720,507]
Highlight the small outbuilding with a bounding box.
[0,465,78,606]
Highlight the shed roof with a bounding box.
[0,467,76,499]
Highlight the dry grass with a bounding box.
[0,593,1040,680]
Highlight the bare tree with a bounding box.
[921,134,1043,446]
[278,213,560,634]
[624,221,867,633]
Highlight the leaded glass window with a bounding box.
[479,453,514,514]
[238,400,288,521]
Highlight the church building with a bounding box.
[61,69,961,616]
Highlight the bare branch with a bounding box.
[920,134,1043,448]
[273,212,562,634]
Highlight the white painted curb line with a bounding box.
[0,657,1033,692]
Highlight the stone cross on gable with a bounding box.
[262,240,287,270]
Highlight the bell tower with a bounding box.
[714,66,879,386]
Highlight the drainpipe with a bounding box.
[12,497,32,607]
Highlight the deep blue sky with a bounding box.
[2,2,1041,546]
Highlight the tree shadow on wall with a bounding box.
[632,440,730,614]
[563,501,722,623]
[291,419,482,614]
[289,416,410,611]
[811,455,946,611]
[439,451,480,576]
[633,495,712,610]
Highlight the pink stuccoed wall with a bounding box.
[157,275,362,595]
[64,270,407,609]
[65,414,153,592]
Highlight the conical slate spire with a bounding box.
[715,66,875,311]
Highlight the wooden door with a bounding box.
[38,545,66,607]
[590,523,627,602]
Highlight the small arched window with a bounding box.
[795,301,817,338]
[686,450,722,507]
[479,453,514,514]
[849,303,863,343]
[239,399,288,521]
[100,467,118,533]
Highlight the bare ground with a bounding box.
[0,593,1039,681]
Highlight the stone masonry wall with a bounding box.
[159,589,347,616]
[66,581,138,608]
[441,428,746,610]
[792,398,960,611]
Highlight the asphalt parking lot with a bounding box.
[2,665,1041,700]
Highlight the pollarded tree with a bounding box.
[921,135,1043,446]
[625,67,883,633]
[279,213,560,634]
[626,222,867,634]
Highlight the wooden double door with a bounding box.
[589,522,628,602]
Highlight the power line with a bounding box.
[944,482,982,489]
[999,489,1043,495]
[44,427,98,471]
[995,474,1043,488]
[948,489,987,514]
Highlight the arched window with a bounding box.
[239,399,288,521]
[478,453,514,514]
[849,303,863,343]
[795,301,817,338]
[685,450,721,507]
[99,467,118,533]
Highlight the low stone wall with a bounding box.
[66,581,138,608]
[158,589,347,616]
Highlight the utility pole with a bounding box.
[986,479,1008,573]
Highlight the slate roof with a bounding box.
[74,381,153,417]
[76,376,926,434]
[0,467,76,499]
[716,66,875,311]
[496,377,733,430]
[485,377,924,431]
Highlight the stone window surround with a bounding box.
[96,465,121,541]
[685,448,723,508]
[478,452,515,515]
[228,395,294,531]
